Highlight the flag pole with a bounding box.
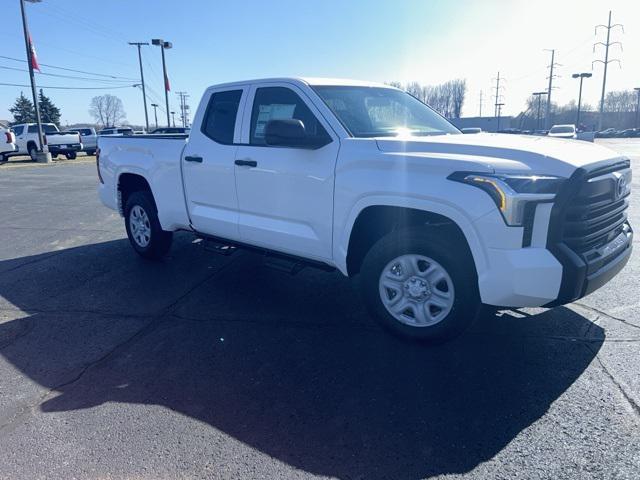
[19,0,47,158]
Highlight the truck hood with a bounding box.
[375,133,622,177]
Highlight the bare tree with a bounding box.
[89,94,126,127]
[392,79,467,118]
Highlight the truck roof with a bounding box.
[206,77,395,91]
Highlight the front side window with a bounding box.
[312,86,460,138]
[250,87,328,146]
[201,89,243,144]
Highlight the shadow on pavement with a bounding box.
[0,240,604,479]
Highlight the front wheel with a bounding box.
[65,152,77,160]
[359,227,480,342]
[124,191,173,260]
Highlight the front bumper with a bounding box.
[545,223,632,306]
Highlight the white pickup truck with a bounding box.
[10,123,82,160]
[98,78,633,341]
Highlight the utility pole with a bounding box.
[128,42,150,132]
[544,49,561,130]
[19,0,49,162]
[493,72,501,117]
[635,87,640,129]
[532,91,547,131]
[479,90,483,117]
[176,91,186,127]
[170,111,176,127]
[150,103,158,129]
[151,38,172,127]
[593,10,624,131]
[572,73,592,129]
[496,103,505,131]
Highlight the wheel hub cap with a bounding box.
[129,205,151,247]
[378,254,455,327]
[404,276,431,300]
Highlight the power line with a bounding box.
[0,55,138,80]
[0,82,136,90]
[0,64,136,84]
[593,10,624,130]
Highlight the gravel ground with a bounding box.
[0,139,638,479]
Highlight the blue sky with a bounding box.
[1,0,638,126]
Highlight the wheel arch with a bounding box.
[339,198,488,278]
[117,171,155,216]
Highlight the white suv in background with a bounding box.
[548,124,577,139]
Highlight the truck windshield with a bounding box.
[312,86,460,138]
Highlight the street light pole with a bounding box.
[152,38,172,128]
[170,111,176,127]
[572,73,592,129]
[150,103,158,129]
[128,42,150,132]
[19,0,48,161]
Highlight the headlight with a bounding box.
[448,172,565,226]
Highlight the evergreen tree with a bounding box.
[38,89,61,125]
[9,92,35,124]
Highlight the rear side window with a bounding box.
[201,90,242,144]
[12,126,24,135]
[249,87,328,146]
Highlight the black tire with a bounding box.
[86,150,96,156]
[65,152,77,160]
[0,153,6,164]
[124,190,173,260]
[359,226,480,342]
[28,144,38,161]
[51,153,58,160]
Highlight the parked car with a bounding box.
[0,126,17,163]
[65,127,97,155]
[596,128,617,138]
[9,123,82,160]
[548,124,577,139]
[150,127,191,134]
[497,128,521,134]
[99,127,134,136]
[97,77,633,343]
[620,128,640,138]
[461,127,482,134]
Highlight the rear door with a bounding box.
[181,86,248,240]
[234,83,340,260]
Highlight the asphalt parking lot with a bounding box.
[0,139,639,479]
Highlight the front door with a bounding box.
[234,83,340,260]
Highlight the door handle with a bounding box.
[235,159,257,167]
[184,155,203,163]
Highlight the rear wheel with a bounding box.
[0,153,6,164]
[28,144,37,161]
[65,152,77,160]
[124,191,173,260]
[360,227,480,342]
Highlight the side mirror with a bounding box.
[264,119,327,149]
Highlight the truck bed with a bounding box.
[97,134,190,231]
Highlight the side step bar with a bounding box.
[197,234,335,275]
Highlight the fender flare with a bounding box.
[334,195,490,277]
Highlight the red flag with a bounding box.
[28,34,40,72]
[164,72,171,92]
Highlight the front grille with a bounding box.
[559,164,630,258]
